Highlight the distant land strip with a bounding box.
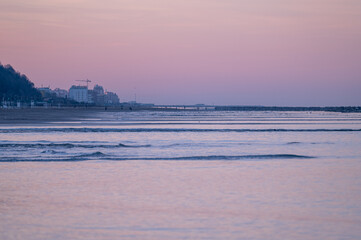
[212,106,361,113]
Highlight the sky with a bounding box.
[0,0,360,106]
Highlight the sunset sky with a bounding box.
[1,0,360,105]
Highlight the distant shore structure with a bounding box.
[68,83,120,105]
[69,85,89,103]
[36,80,120,106]
[53,88,68,99]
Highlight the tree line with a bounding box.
[0,63,42,101]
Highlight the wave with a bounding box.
[0,143,151,149]
[41,150,64,154]
[286,141,334,145]
[75,151,108,158]
[143,154,315,161]
[0,128,360,133]
[0,154,315,162]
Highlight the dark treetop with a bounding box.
[0,63,41,101]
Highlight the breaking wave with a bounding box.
[286,141,334,145]
[0,154,315,162]
[0,142,151,148]
[75,151,108,158]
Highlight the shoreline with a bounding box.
[1,105,361,125]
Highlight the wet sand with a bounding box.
[0,108,108,124]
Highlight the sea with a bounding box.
[1,110,361,239]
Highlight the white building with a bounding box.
[69,86,89,103]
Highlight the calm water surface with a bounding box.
[1,111,361,239]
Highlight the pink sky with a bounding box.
[1,0,360,105]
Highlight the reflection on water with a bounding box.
[1,111,361,239]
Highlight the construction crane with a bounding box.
[75,79,91,88]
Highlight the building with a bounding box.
[92,84,105,105]
[37,87,54,98]
[66,84,120,105]
[69,85,90,103]
[105,91,120,105]
[93,84,104,95]
[53,88,68,98]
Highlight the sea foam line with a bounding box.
[0,154,315,162]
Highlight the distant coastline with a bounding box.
[1,63,360,113]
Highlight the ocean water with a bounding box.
[1,110,361,239]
